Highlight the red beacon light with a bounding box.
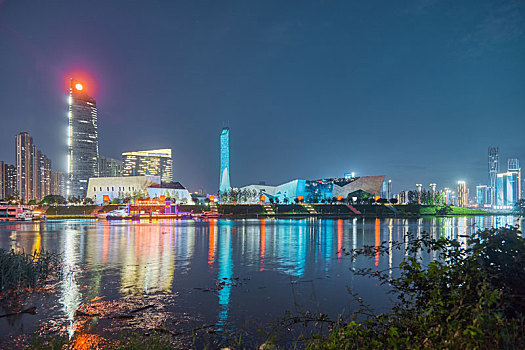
[75,83,83,91]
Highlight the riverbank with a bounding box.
[29,203,498,220]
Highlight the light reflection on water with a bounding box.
[0,216,523,345]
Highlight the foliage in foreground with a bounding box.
[0,248,60,302]
[307,226,525,349]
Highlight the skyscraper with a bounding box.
[67,79,99,198]
[15,132,51,203]
[488,147,499,189]
[121,149,172,182]
[219,127,231,194]
[0,161,5,200]
[98,156,122,177]
[457,181,468,207]
[494,158,522,208]
[16,132,36,203]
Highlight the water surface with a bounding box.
[0,216,521,347]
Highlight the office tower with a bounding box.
[476,185,492,208]
[67,79,99,198]
[444,188,452,205]
[38,151,52,200]
[121,149,172,182]
[51,171,67,197]
[495,159,522,208]
[380,179,392,199]
[415,184,422,204]
[98,156,122,177]
[457,181,468,207]
[429,183,436,194]
[219,127,231,194]
[508,158,519,171]
[488,147,499,188]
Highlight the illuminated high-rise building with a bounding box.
[219,127,231,194]
[122,149,172,182]
[98,156,122,177]
[457,181,468,207]
[0,161,5,200]
[51,171,67,197]
[67,79,99,198]
[476,185,492,208]
[488,147,499,189]
[495,159,521,208]
[15,132,51,203]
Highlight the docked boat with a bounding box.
[0,205,33,222]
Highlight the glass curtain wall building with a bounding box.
[121,149,172,183]
[67,79,99,198]
[219,127,231,194]
[488,147,499,189]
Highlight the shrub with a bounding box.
[307,226,525,349]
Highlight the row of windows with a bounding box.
[93,186,135,192]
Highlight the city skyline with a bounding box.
[0,0,524,194]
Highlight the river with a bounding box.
[0,216,522,348]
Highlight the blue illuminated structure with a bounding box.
[219,127,231,195]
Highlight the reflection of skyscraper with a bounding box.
[488,147,499,189]
[219,127,231,194]
[67,79,99,198]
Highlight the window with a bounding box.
[112,187,114,191]
[107,187,109,191]
[94,187,96,191]
[100,187,102,191]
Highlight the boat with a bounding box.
[0,205,33,222]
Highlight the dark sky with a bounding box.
[1,0,524,194]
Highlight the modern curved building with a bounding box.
[240,175,385,203]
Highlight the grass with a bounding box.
[44,205,97,215]
[0,248,60,302]
[419,205,486,215]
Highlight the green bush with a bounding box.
[307,226,525,349]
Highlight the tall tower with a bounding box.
[67,79,99,198]
[16,132,36,203]
[219,127,231,194]
[488,147,499,189]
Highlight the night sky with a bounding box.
[1,0,524,194]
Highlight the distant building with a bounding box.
[219,127,231,194]
[443,188,453,205]
[122,149,172,183]
[380,179,392,199]
[488,147,499,189]
[51,171,67,198]
[98,156,122,177]
[240,175,385,203]
[67,79,99,199]
[86,175,190,205]
[397,190,408,204]
[476,185,492,208]
[15,132,52,203]
[0,161,5,200]
[4,164,16,198]
[457,181,468,207]
[495,170,521,209]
